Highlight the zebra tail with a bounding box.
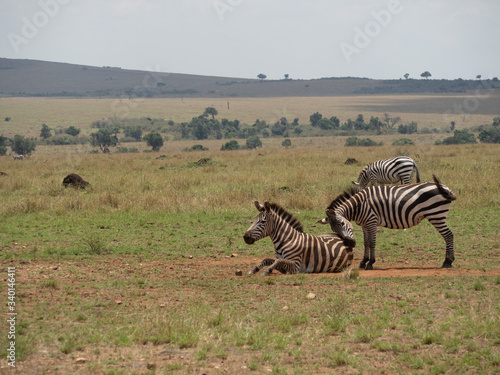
[432,175,456,201]
[415,164,421,183]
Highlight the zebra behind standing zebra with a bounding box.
[353,156,420,190]
[318,175,456,270]
[243,201,353,275]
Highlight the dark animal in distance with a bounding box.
[62,173,90,189]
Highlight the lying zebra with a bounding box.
[319,175,456,270]
[243,201,353,275]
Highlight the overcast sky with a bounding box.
[1,0,499,80]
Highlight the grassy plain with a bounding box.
[0,141,499,374]
[1,94,499,139]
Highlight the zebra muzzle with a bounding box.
[243,234,255,245]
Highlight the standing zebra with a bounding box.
[353,156,420,190]
[319,175,456,270]
[243,201,353,275]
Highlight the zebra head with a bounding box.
[318,209,356,248]
[243,201,273,245]
[352,166,369,190]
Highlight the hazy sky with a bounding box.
[1,0,499,80]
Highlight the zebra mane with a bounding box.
[326,186,359,211]
[269,203,304,233]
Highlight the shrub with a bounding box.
[282,138,292,148]
[345,137,381,147]
[185,144,208,152]
[11,135,36,155]
[143,132,164,151]
[65,126,81,136]
[479,127,500,144]
[440,129,477,145]
[246,136,262,149]
[221,140,239,151]
[392,138,415,146]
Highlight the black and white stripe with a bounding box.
[353,156,420,190]
[243,201,353,275]
[320,175,456,270]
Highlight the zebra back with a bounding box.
[354,156,419,189]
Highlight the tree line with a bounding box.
[1,112,498,156]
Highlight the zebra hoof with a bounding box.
[365,264,374,270]
[441,260,453,268]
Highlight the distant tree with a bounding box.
[478,118,500,143]
[11,135,36,155]
[392,138,415,146]
[221,140,240,151]
[40,123,52,140]
[0,135,8,156]
[404,73,409,80]
[284,74,289,80]
[478,127,500,143]
[90,129,118,153]
[398,121,418,134]
[345,137,360,147]
[271,122,286,136]
[186,144,208,151]
[309,112,323,127]
[257,73,267,81]
[440,129,477,145]
[246,136,262,149]
[450,121,455,131]
[329,116,340,129]
[65,126,81,137]
[123,126,142,141]
[5,117,11,122]
[143,132,164,151]
[476,75,481,80]
[316,118,334,130]
[420,71,432,79]
[204,106,218,119]
[282,138,292,148]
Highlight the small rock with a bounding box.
[306,293,316,300]
[231,253,238,257]
[115,300,122,305]
[235,270,243,276]
[147,363,156,370]
[189,255,193,259]
[159,304,165,308]
[282,306,288,311]
[76,357,86,364]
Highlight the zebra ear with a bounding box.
[264,201,272,212]
[325,208,336,217]
[254,201,265,211]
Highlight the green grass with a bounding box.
[0,142,499,374]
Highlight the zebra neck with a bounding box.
[269,221,299,250]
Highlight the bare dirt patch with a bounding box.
[2,255,498,375]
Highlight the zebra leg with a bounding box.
[262,259,299,276]
[248,258,275,275]
[440,227,454,268]
[363,225,377,270]
[359,226,371,269]
[428,220,455,268]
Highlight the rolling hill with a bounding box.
[1,58,499,98]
